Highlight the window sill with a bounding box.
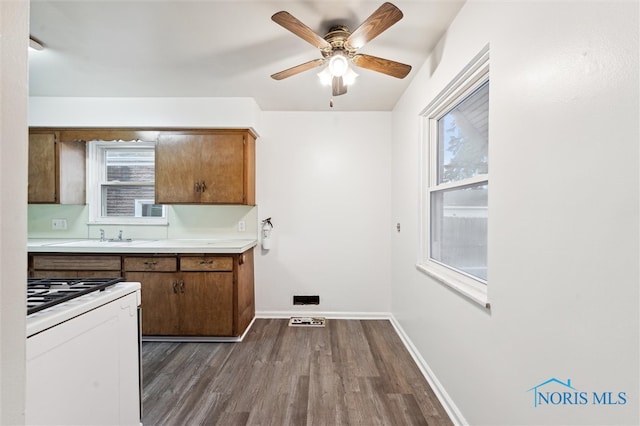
[416,262,490,309]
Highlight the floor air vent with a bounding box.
[288,317,326,327]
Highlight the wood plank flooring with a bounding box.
[141,319,452,426]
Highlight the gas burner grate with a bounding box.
[27,277,124,315]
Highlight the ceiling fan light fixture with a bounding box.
[317,67,333,86]
[328,54,349,77]
[342,67,358,86]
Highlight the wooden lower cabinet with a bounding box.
[123,249,254,338]
[127,271,180,335]
[179,272,233,336]
[127,270,233,336]
[29,249,255,338]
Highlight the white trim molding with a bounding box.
[255,311,391,320]
[389,315,468,426]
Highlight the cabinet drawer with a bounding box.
[124,257,177,272]
[31,270,122,279]
[32,255,121,271]
[180,256,233,272]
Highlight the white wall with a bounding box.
[28,99,393,315]
[255,112,392,315]
[391,1,639,425]
[0,0,28,423]
[29,96,262,130]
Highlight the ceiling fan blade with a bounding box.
[352,54,411,79]
[345,2,403,50]
[272,11,331,50]
[332,76,347,96]
[271,58,326,80]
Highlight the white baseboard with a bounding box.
[255,310,391,320]
[255,310,466,425]
[388,315,468,426]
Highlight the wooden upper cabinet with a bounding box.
[28,130,85,204]
[155,129,256,205]
[155,134,201,203]
[28,132,57,203]
[28,127,256,206]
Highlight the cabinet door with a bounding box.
[128,272,180,335]
[178,272,233,336]
[236,249,255,335]
[155,134,201,203]
[28,132,57,203]
[199,133,245,204]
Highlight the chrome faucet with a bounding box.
[99,229,105,242]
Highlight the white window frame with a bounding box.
[417,46,490,308]
[87,140,167,225]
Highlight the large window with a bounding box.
[87,141,166,224]
[419,47,489,307]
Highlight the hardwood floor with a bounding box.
[141,319,452,426]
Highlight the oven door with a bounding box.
[26,290,141,425]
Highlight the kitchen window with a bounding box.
[418,46,490,307]
[87,141,167,224]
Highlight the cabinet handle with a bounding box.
[199,259,213,265]
[200,181,206,193]
[194,182,201,193]
[179,280,185,294]
[172,280,178,294]
[144,260,158,266]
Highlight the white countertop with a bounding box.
[28,238,257,254]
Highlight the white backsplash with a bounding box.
[28,204,258,240]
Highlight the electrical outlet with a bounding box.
[51,219,67,230]
[238,220,246,232]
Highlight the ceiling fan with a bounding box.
[271,2,412,97]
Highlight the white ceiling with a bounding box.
[29,1,464,112]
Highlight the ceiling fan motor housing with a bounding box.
[322,25,356,59]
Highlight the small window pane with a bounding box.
[437,82,489,184]
[105,150,155,182]
[102,185,156,217]
[430,183,488,281]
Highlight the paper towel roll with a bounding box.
[262,236,272,250]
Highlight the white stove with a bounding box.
[26,278,142,425]
[26,278,139,337]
